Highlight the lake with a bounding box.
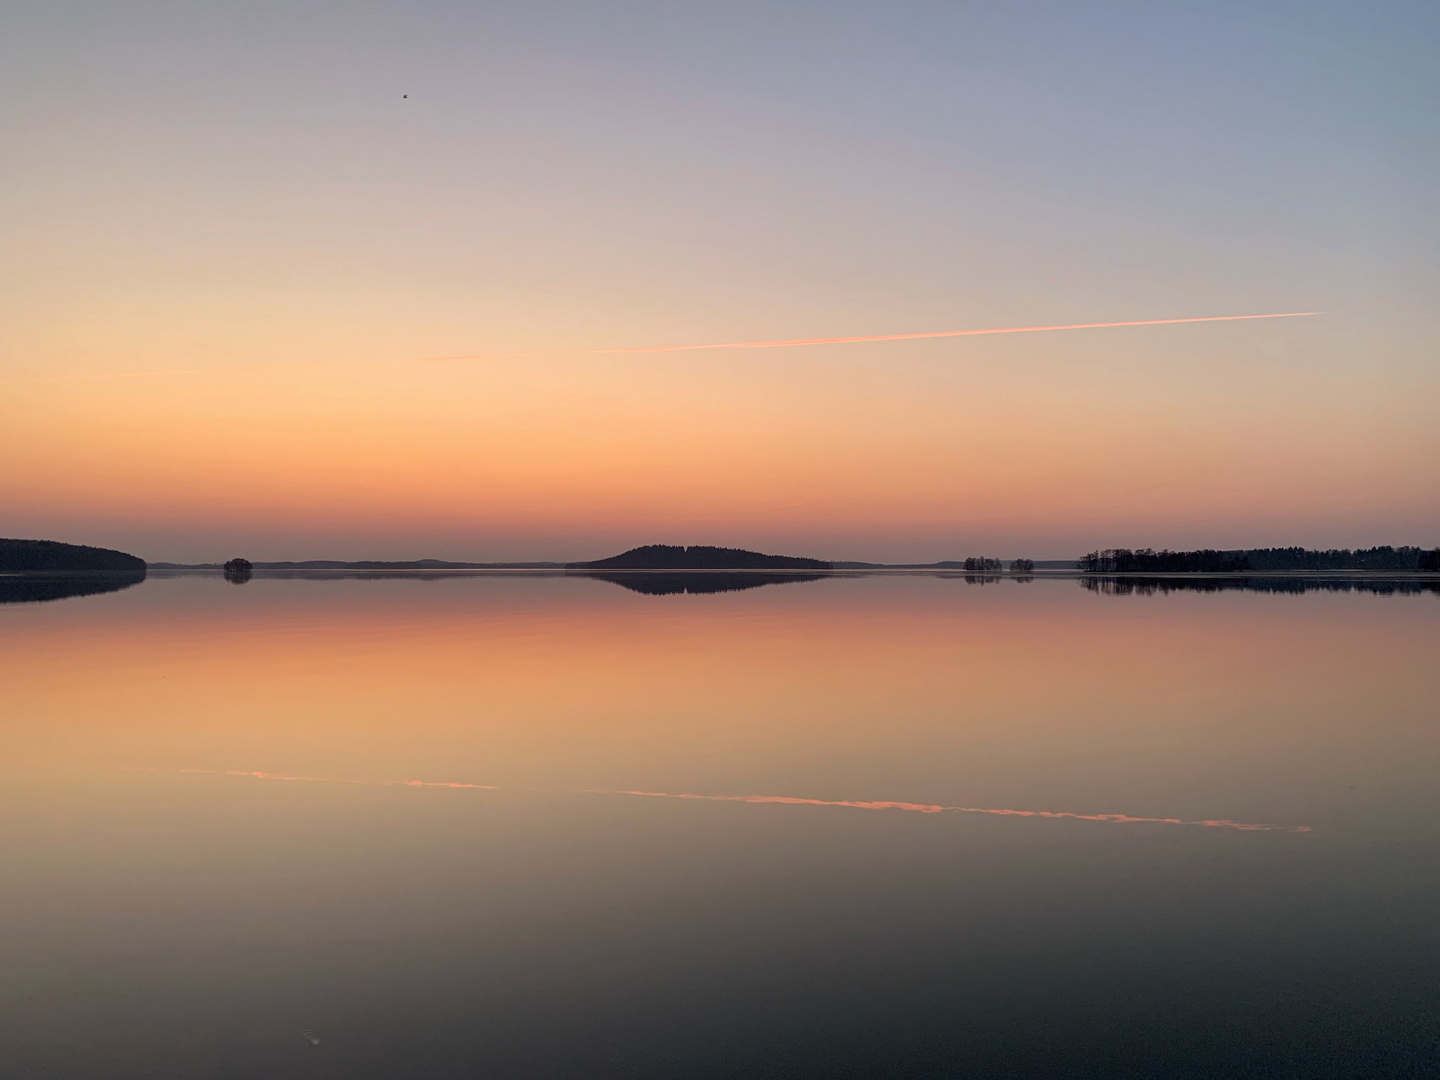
[3,571,1438,1078]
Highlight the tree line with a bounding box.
[961,557,1034,573]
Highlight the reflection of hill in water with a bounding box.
[580,571,830,596]
[1082,576,1440,596]
[0,571,147,605]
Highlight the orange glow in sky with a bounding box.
[2,5,1435,562]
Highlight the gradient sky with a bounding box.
[3,1,1437,561]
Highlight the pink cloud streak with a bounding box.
[580,312,1320,355]
[25,311,1320,382]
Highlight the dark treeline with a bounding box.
[0,538,146,574]
[1079,546,1440,573]
[0,538,146,604]
[1078,549,1250,572]
[954,557,1034,573]
[1081,577,1440,597]
[1246,546,1440,571]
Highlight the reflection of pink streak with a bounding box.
[606,790,1312,833]
[131,769,1309,833]
[172,768,499,791]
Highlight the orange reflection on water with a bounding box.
[3,572,1437,835]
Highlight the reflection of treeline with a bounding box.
[0,572,146,604]
[1082,577,1440,596]
[1079,546,1440,573]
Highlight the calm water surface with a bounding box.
[3,572,1438,1078]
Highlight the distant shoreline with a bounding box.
[141,566,1440,579]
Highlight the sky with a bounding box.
[2,0,1437,562]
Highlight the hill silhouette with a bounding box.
[0,539,146,604]
[569,545,832,571]
[0,538,146,575]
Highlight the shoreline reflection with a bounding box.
[578,571,830,595]
[0,571,146,605]
[1080,575,1440,596]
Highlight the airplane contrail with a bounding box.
[578,311,1321,355]
[17,310,1319,382]
[127,768,1309,833]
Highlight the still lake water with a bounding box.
[3,571,1438,1078]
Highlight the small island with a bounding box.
[567,545,832,571]
[564,544,833,595]
[223,558,254,583]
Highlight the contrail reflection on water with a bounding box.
[164,768,500,791]
[600,790,1312,832]
[128,768,1310,833]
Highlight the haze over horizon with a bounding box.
[4,2,1437,563]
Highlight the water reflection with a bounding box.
[3,573,1439,1078]
[0,570,146,605]
[1080,575,1440,596]
[149,766,1309,831]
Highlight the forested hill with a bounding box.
[0,538,147,574]
[1078,546,1440,573]
[570,545,832,571]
